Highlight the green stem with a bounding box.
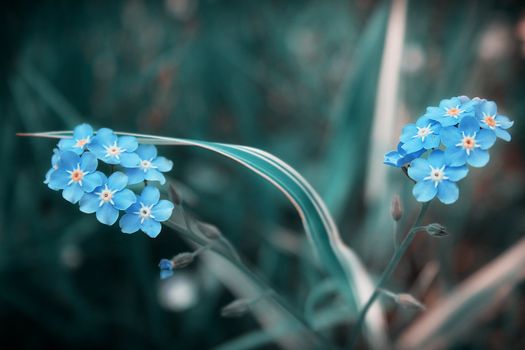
[348,201,431,349]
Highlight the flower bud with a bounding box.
[159,258,174,280]
[425,223,448,237]
[220,299,251,318]
[390,195,403,221]
[172,252,194,269]
[197,221,222,240]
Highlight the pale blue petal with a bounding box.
[437,181,459,204]
[86,142,107,160]
[49,169,70,189]
[151,200,174,221]
[126,168,146,185]
[494,128,511,141]
[96,203,119,225]
[94,128,116,146]
[119,213,141,233]
[74,123,93,139]
[108,172,128,191]
[136,145,157,160]
[144,169,166,184]
[80,152,98,172]
[126,202,141,214]
[481,101,497,115]
[423,134,440,149]
[445,147,467,166]
[117,136,138,152]
[425,106,442,119]
[445,166,468,182]
[467,149,489,168]
[58,138,81,154]
[496,115,513,129]
[408,158,429,182]
[437,116,460,127]
[401,138,423,154]
[384,150,403,167]
[59,151,80,170]
[62,184,85,204]
[119,152,141,168]
[400,124,418,143]
[460,117,480,135]
[440,127,461,147]
[141,219,162,238]
[428,150,445,168]
[82,172,103,193]
[413,181,438,202]
[140,186,160,206]
[440,97,460,109]
[476,129,496,149]
[152,157,173,172]
[113,189,136,210]
[79,193,100,213]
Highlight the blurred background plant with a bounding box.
[2,0,525,349]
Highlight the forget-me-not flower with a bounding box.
[49,151,103,203]
[79,172,137,225]
[477,101,514,142]
[125,145,173,185]
[441,116,496,167]
[407,150,468,204]
[58,123,93,155]
[88,128,141,167]
[44,148,61,190]
[425,97,475,127]
[119,186,174,238]
[384,142,426,168]
[399,116,441,154]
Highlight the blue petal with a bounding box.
[96,203,119,225]
[62,183,85,203]
[424,106,442,119]
[400,124,418,143]
[119,213,141,233]
[113,189,136,210]
[108,172,128,191]
[439,127,461,147]
[408,158,430,182]
[140,186,160,206]
[423,134,440,149]
[58,138,81,154]
[126,202,141,214]
[437,116,460,127]
[80,152,98,172]
[445,166,468,182]
[412,181,438,202]
[119,152,141,168]
[152,156,173,172]
[476,129,496,149]
[152,200,175,222]
[445,147,467,166]
[428,149,445,168]
[94,128,116,146]
[481,101,497,116]
[117,136,138,152]
[439,97,460,109]
[145,169,166,184]
[82,172,103,193]
[79,193,100,213]
[467,149,489,168]
[437,181,459,204]
[86,142,107,161]
[141,219,162,238]
[74,123,93,139]
[160,270,174,279]
[125,168,146,185]
[496,115,514,129]
[494,128,511,141]
[401,138,423,153]
[49,169,70,189]
[59,151,80,171]
[159,258,173,270]
[459,117,480,136]
[136,144,157,160]
[384,150,403,167]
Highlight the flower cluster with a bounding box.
[385,97,513,204]
[44,124,175,237]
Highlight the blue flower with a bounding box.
[424,97,475,127]
[49,151,103,203]
[441,116,497,167]
[399,116,441,154]
[44,148,61,190]
[159,258,174,279]
[79,172,137,226]
[58,123,93,155]
[408,150,468,204]
[477,101,514,142]
[119,186,174,238]
[384,142,426,168]
[125,145,173,185]
[87,128,141,166]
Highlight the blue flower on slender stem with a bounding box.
[159,259,174,279]
[87,128,141,166]
[126,145,173,185]
[424,97,475,126]
[58,123,94,155]
[44,148,61,190]
[384,142,425,168]
[79,172,137,225]
[399,116,441,153]
[477,101,514,142]
[441,116,496,167]
[119,186,174,238]
[408,150,468,204]
[49,151,103,203]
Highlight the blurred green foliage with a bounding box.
[3,0,525,349]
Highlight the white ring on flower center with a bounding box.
[103,141,126,160]
[135,202,156,224]
[455,132,480,156]
[139,159,157,173]
[74,136,91,149]
[424,165,449,188]
[444,105,464,118]
[66,163,89,186]
[413,124,434,142]
[95,184,117,206]
[482,113,499,129]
